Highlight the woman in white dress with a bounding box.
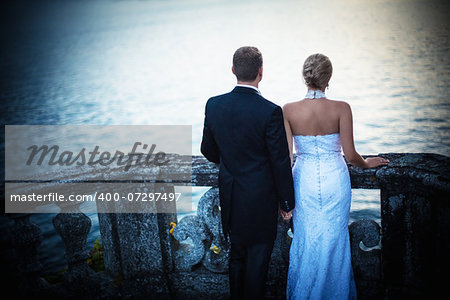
[282,54,389,299]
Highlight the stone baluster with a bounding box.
[349,219,382,299]
[8,213,48,296]
[52,203,100,297]
[197,188,229,273]
[97,183,172,298]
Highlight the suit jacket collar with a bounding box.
[232,86,261,96]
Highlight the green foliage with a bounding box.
[87,238,105,273]
[43,237,105,284]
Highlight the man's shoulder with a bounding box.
[206,91,232,107]
[207,91,231,101]
[257,95,280,110]
[251,95,281,118]
[207,91,279,110]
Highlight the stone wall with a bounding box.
[1,153,449,299]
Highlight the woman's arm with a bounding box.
[282,104,294,166]
[339,102,389,169]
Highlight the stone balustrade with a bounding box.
[1,153,449,299]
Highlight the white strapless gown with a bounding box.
[287,133,357,300]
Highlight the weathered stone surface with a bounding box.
[380,183,434,299]
[171,188,230,274]
[192,153,450,191]
[13,153,447,191]
[191,156,219,187]
[376,153,450,192]
[168,268,229,299]
[97,181,176,297]
[8,214,50,297]
[98,212,170,298]
[197,188,229,274]
[172,215,207,271]
[53,212,91,267]
[53,209,117,299]
[12,154,192,185]
[349,219,382,300]
[377,153,449,299]
[0,215,17,288]
[4,152,449,299]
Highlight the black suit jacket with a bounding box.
[201,86,295,245]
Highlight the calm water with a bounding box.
[1,0,449,274]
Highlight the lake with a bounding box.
[1,0,449,275]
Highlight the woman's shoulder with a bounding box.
[282,100,307,118]
[326,99,352,111]
[282,99,309,109]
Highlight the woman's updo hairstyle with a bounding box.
[302,53,333,90]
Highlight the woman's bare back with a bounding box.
[282,96,389,169]
[283,98,347,136]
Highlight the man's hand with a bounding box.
[280,209,293,220]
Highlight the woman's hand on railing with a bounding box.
[364,156,389,169]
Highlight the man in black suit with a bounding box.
[201,46,295,299]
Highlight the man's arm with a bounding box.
[265,106,295,213]
[200,100,220,163]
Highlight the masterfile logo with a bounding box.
[5,125,192,214]
[26,142,170,171]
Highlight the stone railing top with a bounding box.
[193,153,450,192]
[5,153,449,192]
